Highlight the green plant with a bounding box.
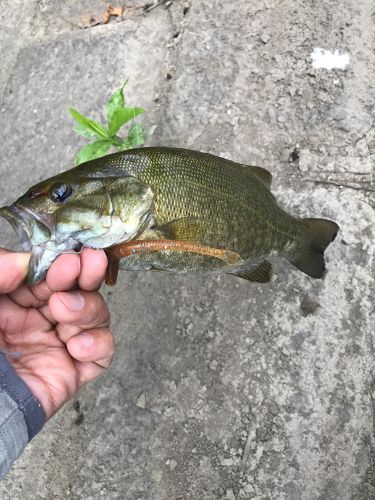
[69,82,145,165]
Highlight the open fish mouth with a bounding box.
[0,204,52,251]
[0,205,34,251]
[0,204,82,284]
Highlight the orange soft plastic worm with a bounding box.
[104,239,241,286]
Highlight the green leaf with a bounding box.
[73,123,97,139]
[108,107,145,136]
[116,139,131,151]
[69,108,108,139]
[75,140,113,165]
[127,123,145,147]
[107,81,127,126]
[116,124,145,152]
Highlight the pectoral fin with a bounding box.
[231,259,272,283]
[158,217,203,242]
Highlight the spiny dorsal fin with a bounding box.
[158,217,202,242]
[242,165,272,188]
[231,259,273,283]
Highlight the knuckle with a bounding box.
[98,329,115,362]
[32,282,51,301]
[84,293,110,326]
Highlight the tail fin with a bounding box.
[290,218,339,279]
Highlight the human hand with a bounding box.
[0,248,114,419]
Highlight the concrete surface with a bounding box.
[0,0,374,498]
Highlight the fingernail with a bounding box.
[60,291,85,311]
[78,333,94,349]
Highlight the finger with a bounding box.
[38,304,58,326]
[0,250,30,294]
[49,290,110,330]
[0,295,57,345]
[74,360,106,386]
[31,253,81,302]
[10,283,46,308]
[46,253,81,292]
[30,280,54,303]
[67,328,114,366]
[9,284,56,326]
[78,249,108,291]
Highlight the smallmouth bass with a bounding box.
[0,147,339,285]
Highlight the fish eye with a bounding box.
[50,183,73,203]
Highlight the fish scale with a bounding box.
[85,147,300,258]
[0,147,339,284]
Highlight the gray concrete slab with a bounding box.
[0,0,374,499]
[0,1,35,96]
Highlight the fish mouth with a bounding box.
[0,204,84,284]
[0,204,52,251]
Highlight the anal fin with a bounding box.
[231,259,272,283]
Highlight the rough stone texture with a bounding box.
[0,0,374,499]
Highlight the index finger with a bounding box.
[0,249,29,294]
[78,248,108,291]
[32,248,108,302]
[31,253,81,301]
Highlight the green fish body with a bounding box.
[77,148,339,282]
[0,147,339,284]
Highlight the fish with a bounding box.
[0,147,339,285]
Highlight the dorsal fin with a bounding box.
[242,165,272,188]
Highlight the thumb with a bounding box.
[0,249,30,293]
